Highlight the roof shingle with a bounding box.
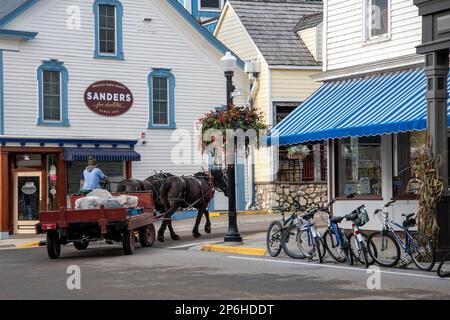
[228,0,323,66]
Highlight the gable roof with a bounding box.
[0,0,37,27]
[293,12,322,32]
[227,0,322,66]
[0,0,245,68]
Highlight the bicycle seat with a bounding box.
[345,211,358,222]
[302,210,316,220]
[330,216,345,224]
[402,213,415,219]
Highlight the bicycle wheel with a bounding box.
[349,233,374,267]
[409,231,435,271]
[437,253,450,278]
[323,229,347,263]
[367,231,400,267]
[281,224,306,259]
[296,229,316,259]
[315,237,324,263]
[266,221,283,257]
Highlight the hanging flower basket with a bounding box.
[287,145,310,160]
[198,105,268,153]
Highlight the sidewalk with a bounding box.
[199,213,330,256]
[0,234,46,249]
[0,212,278,250]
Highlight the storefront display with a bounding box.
[393,131,426,197]
[338,136,382,197]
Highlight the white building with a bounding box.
[0,0,248,237]
[270,0,441,229]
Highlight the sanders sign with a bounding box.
[84,80,133,116]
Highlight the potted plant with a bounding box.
[198,105,268,154]
[287,145,310,160]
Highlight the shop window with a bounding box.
[393,131,426,198]
[37,60,69,127]
[67,161,125,195]
[94,0,124,60]
[338,136,382,197]
[148,68,176,129]
[46,154,58,211]
[277,144,327,182]
[16,154,42,168]
[364,0,390,42]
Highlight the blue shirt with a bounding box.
[82,168,106,190]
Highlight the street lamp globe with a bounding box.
[221,51,237,73]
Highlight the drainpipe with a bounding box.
[245,72,259,210]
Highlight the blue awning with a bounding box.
[64,148,141,162]
[268,68,450,146]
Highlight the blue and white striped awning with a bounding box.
[65,148,141,162]
[268,68,450,146]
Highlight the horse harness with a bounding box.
[168,172,214,210]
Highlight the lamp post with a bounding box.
[221,51,242,243]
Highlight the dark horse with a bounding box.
[158,169,228,242]
[117,172,174,213]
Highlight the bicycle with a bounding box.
[266,202,303,257]
[322,200,353,265]
[437,252,450,278]
[367,200,435,271]
[345,204,374,268]
[287,207,326,263]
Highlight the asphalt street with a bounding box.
[0,223,449,300]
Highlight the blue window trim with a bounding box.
[37,59,70,127]
[148,68,176,129]
[93,0,124,60]
[166,0,245,69]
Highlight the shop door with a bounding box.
[14,172,42,234]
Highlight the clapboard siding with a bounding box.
[325,0,422,71]
[214,4,259,61]
[271,69,321,102]
[1,0,248,178]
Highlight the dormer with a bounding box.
[294,13,323,63]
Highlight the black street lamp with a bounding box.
[221,51,242,243]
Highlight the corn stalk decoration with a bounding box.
[411,134,443,245]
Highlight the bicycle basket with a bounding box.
[354,206,370,227]
[402,218,416,229]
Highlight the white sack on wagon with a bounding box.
[117,195,139,208]
[87,189,112,198]
[75,196,103,210]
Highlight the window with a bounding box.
[364,0,390,41]
[338,136,382,197]
[148,68,176,129]
[393,131,426,198]
[199,0,223,11]
[37,60,69,127]
[94,0,124,60]
[277,144,327,182]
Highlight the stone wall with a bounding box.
[255,183,328,212]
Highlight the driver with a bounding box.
[80,156,110,195]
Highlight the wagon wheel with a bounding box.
[139,224,156,247]
[73,241,89,250]
[46,231,61,259]
[122,230,136,255]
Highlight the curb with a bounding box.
[209,210,270,218]
[16,240,46,249]
[201,244,267,256]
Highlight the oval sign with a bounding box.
[22,182,37,195]
[84,80,133,116]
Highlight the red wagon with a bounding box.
[36,192,160,259]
